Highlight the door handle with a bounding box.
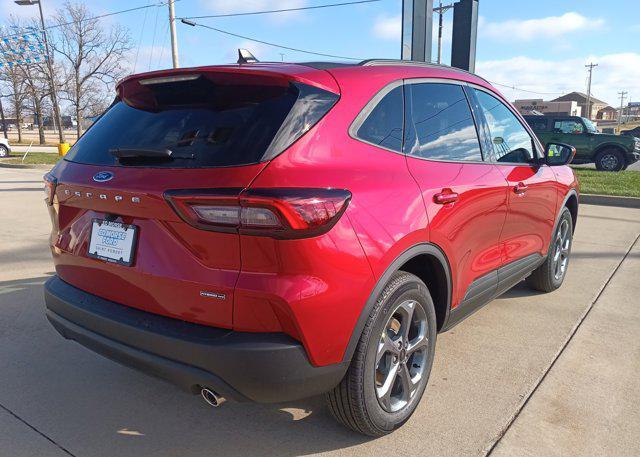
[433,189,459,205]
[514,182,528,195]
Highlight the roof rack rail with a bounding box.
[358,59,489,83]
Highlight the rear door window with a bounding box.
[404,83,482,162]
[553,119,584,134]
[65,77,337,168]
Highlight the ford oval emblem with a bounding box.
[93,171,114,182]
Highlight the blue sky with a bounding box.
[2,0,639,105]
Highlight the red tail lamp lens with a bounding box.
[165,188,351,238]
[44,173,57,205]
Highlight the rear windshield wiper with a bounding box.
[109,148,194,160]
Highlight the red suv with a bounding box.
[44,60,578,436]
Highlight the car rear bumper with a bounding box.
[44,276,347,403]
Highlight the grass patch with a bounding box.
[573,168,640,198]
[1,152,61,165]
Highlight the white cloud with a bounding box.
[126,45,173,74]
[373,14,401,40]
[480,12,604,42]
[477,53,640,107]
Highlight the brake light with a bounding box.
[165,188,351,239]
[44,173,57,205]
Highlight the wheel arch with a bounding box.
[565,192,578,233]
[554,189,579,238]
[341,242,452,364]
[592,143,628,161]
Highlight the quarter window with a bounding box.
[474,89,535,164]
[355,85,404,152]
[404,83,482,161]
[554,120,584,134]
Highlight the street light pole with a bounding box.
[168,0,179,68]
[15,0,65,143]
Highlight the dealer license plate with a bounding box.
[88,219,138,266]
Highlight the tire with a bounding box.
[594,148,625,171]
[326,271,437,436]
[0,145,8,158]
[526,207,573,292]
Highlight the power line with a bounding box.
[489,81,564,96]
[181,20,363,60]
[0,0,182,42]
[133,0,152,73]
[180,0,383,20]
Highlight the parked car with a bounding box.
[0,137,11,157]
[524,114,640,171]
[43,60,579,436]
[621,126,640,138]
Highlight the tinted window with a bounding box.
[356,85,404,152]
[553,120,584,134]
[525,117,548,131]
[65,80,337,168]
[404,83,482,161]
[474,90,535,164]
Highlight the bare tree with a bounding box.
[52,2,132,138]
[19,60,51,144]
[0,64,28,143]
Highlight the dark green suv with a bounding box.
[524,115,640,171]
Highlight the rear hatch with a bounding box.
[46,65,339,328]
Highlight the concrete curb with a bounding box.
[581,194,640,209]
[0,163,52,170]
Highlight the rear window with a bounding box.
[65,76,337,168]
[525,116,548,131]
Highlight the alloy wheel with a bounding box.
[601,153,619,170]
[553,218,571,280]
[375,299,429,413]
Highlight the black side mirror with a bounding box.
[544,142,576,166]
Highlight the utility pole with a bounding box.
[584,62,598,120]
[617,91,627,131]
[0,95,7,139]
[14,0,66,143]
[168,0,179,68]
[433,1,453,64]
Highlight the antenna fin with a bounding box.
[237,49,259,64]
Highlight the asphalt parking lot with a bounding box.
[1,166,639,457]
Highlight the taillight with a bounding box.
[165,188,351,239]
[44,173,57,205]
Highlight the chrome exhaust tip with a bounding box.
[201,388,226,407]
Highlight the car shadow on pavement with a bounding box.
[0,276,375,456]
[494,281,539,300]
